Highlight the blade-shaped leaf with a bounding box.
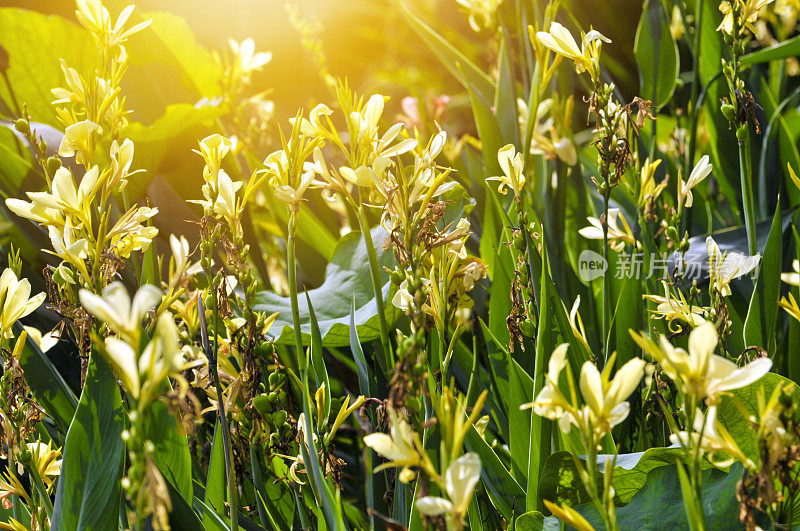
[253,226,396,347]
[51,350,125,530]
[634,0,679,110]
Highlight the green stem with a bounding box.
[287,212,305,373]
[25,462,53,519]
[685,0,704,178]
[602,190,611,365]
[199,289,238,530]
[356,205,394,372]
[739,131,758,256]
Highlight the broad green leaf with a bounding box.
[0,8,95,126]
[300,329,344,529]
[744,197,782,350]
[15,322,77,436]
[123,103,222,201]
[742,33,800,66]
[306,292,331,421]
[396,1,494,107]
[528,248,552,511]
[349,299,373,397]
[51,350,125,530]
[634,0,679,110]
[515,511,545,531]
[507,357,533,482]
[145,401,193,503]
[539,447,714,508]
[488,244,513,348]
[252,226,396,347]
[465,426,526,520]
[542,462,746,530]
[202,419,227,528]
[494,34,519,147]
[718,372,799,465]
[165,478,203,530]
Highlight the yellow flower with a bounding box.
[79,282,161,342]
[575,356,645,437]
[644,281,706,333]
[670,5,686,40]
[578,208,637,252]
[415,453,481,526]
[23,325,59,354]
[0,470,28,509]
[787,162,800,191]
[196,134,232,180]
[326,395,366,443]
[706,236,761,297]
[108,138,137,193]
[5,194,63,226]
[631,321,772,403]
[779,292,800,322]
[638,158,668,208]
[43,166,99,222]
[718,0,774,35]
[781,259,799,286]
[455,0,503,32]
[352,94,385,146]
[537,22,610,81]
[486,144,525,196]
[678,155,712,208]
[27,440,62,488]
[363,408,424,482]
[168,234,202,288]
[75,0,152,47]
[229,38,272,76]
[670,406,751,468]
[0,268,46,339]
[521,98,578,166]
[521,344,573,432]
[544,500,594,531]
[51,59,85,106]
[565,297,591,353]
[58,120,101,164]
[103,312,197,404]
[0,518,28,531]
[47,221,90,281]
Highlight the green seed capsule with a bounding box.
[14,119,28,134]
[721,104,735,122]
[254,394,271,414]
[390,270,404,285]
[736,125,748,141]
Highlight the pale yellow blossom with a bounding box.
[631,321,772,404]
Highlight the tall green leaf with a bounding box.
[202,419,227,528]
[15,322,77,436]
[634,0,679,110]
[51,351,125,530]
[0,8,95,126]
[744,197,782,350]
[145,401,193,502]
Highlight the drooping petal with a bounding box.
[579,361,604,415]
[415,496,452,516]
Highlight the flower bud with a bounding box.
[13,119,28,134]
[721,104,735,122]
[254,393,271,414]
[736,125,748,141]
